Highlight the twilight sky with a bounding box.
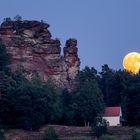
[0,0,140,71]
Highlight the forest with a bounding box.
[0,41,140,131]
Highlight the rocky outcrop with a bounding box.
[0,19,80,91]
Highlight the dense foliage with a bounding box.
[59,66,104,126]
[72,66,104,126]
[0,42,140,129]
[0,71,62,130]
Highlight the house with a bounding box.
[103,106,122,126]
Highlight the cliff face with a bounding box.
[0,19,80,91]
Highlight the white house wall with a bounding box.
[103,116,120,126]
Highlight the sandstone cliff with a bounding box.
[0,19,80,91]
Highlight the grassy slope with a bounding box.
[5,125,140,140]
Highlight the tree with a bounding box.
[60,89,74,125]
[122,74,140,126]
[72,67,104,126]
[43,79,63,124]
[77,66,100,85]
[0,73,46,130]
[0,70,62,130]
[100,64,122,106]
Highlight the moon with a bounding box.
[123,52,140,74]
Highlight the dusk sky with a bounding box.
[0,0,140,71]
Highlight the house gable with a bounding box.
[103,106,122,126]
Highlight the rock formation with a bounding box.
[0,19,80,91]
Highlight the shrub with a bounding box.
[14,15,22,21]
[0,129,6,140]
[131,133,140,140]
[3,17,11,22]
[100,135,115,140]
[72,136,92,140]
[91,118,107,138]
[42,126,58,140]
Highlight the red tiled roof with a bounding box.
[103,107,121,117]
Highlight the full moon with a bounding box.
[123,52,140,74]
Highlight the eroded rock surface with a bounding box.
[0,19,80,91]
